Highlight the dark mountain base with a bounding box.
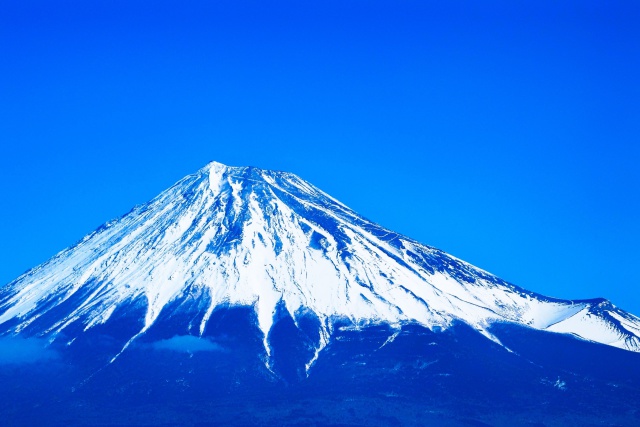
[6,395,637,427]
[1,315,639,426]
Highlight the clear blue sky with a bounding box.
[1,1,639,314]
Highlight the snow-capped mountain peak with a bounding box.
[1,161,640,370]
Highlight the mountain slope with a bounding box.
[1,161,639,371]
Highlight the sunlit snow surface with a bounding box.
[1,161,639,367]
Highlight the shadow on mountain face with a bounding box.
[1,315,640,426]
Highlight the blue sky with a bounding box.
[1,1,639,314]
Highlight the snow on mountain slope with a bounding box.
[1,161,639,364]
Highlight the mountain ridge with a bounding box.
[1,160,640,373]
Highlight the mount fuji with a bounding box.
[1,161,640,426]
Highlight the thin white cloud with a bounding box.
[0,337,58,364]
[150,335,224,353]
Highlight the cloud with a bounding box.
[0,336,59,365]
[150,335,224,353]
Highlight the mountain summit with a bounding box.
[2,161,640,426]
[2,161,639,373]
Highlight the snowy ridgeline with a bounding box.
[1,161,640,364]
